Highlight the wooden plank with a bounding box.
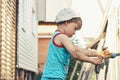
[72,0,113,80]
[0,0,16,79]
[86,0,112,49]
[97,0,105,14]
[70,61,79,80]
[0,0,1,29]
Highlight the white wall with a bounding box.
[17,0,38,72]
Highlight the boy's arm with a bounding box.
[57,34,102,64]
[75,46,102,57]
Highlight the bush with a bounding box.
[35,72,42,80]
[66,57,83,80]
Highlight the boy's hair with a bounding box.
[56,17,82,25]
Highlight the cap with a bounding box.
[55,8,80,23]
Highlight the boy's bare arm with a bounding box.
[75,46,102,57]
[57,34,102,64]
[58,34,101,57]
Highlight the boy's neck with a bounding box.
[56,27,65,33]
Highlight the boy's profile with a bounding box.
[41,8,110,80]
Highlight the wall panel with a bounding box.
[0,0,16,79]
[17,0,38,72]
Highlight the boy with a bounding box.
[41,8,108,80]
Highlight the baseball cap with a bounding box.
[55,8,80,23]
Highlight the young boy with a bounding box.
[41,8,106,80]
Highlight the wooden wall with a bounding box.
[0,0,16,79]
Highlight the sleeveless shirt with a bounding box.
[41,30,70,79]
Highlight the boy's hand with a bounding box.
[98,50,111,58]
[91,57,103,65]
[103,50,111,58]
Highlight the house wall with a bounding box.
[17,0,38,73]
[38,38,50,72]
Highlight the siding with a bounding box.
[17,0,38,72]
[0,0,16,79]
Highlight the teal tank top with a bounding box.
[41,30,70,79]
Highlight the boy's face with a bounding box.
[65,21,82,37]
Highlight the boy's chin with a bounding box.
[71,35,75,37]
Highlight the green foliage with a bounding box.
[66,57,83,80]
[35,72,42,80]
